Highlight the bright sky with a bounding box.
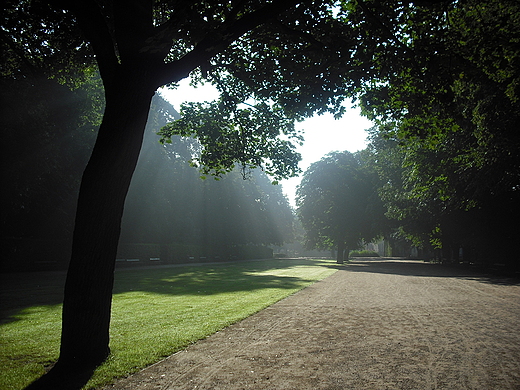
[159,79,373,207]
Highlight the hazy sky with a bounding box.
[160,79,372,206]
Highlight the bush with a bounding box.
[349,250,380,257]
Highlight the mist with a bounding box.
[1,81,295,271]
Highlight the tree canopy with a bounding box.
[349,0,520,200]
[352,0,520,263]
[296,151,386,263]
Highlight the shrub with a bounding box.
[349,250,380,257]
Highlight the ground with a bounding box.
[103,258,520,390]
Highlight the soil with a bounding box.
[102,258,520,390]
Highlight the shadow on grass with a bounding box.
[345,258,520,286]
[0,269,66,325]
[23,361,97,390]
[112,258,340,297]
[0,258,338,325]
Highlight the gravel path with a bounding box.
[103,259,520,390]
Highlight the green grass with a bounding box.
[0,258,338,390]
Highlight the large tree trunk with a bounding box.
[336,241,345,264]
[57,69,156,368]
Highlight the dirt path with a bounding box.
[103,259,520,390]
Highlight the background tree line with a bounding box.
[356,0,520,268]
[1,73,294,271]
[120,95,295,262]
[296,0,519,270]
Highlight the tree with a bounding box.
[296,151,385,263]
[322,0,520,266]
[348,0,520,204]
[0,65,103,271]
[342,0,520,264]
[3,0,372,374]
[366,125,520,264]
[364,129,450,257]
[124,107,297,254]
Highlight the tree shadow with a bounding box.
[0,258,338,324]
[23,362,96,390]
[345,257,520,286]
[111,258,341,297]
[0,269,67,325]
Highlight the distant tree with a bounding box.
[121,95,295,254]
[296,151,385,264]
[0,69,102,262]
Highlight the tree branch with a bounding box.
[153,0,302,89]
[61,0,119,90]
[113,0,155,62]
[0,29,42,77]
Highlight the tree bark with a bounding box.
[57,67,156,368]
[336,241,345,264]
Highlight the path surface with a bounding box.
[103,259,520,390]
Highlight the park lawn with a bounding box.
[0,258,338,390]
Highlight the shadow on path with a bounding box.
[346,257,520,286]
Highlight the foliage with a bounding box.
[121,95,296,256]
[1,0,104,248]
[364,131,445,249]
[0,259,337,390]
[0,69,103,244]
[0,0,95,84]
[1,0,372,186]
[346,0,520,263]
[349,249,379,257]
[158,100,303,181]
[356,0,520,197]
[296,151,387,263]
[366,124,520,263]
[152,0,383,177]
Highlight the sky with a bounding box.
[160,79,373,206]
